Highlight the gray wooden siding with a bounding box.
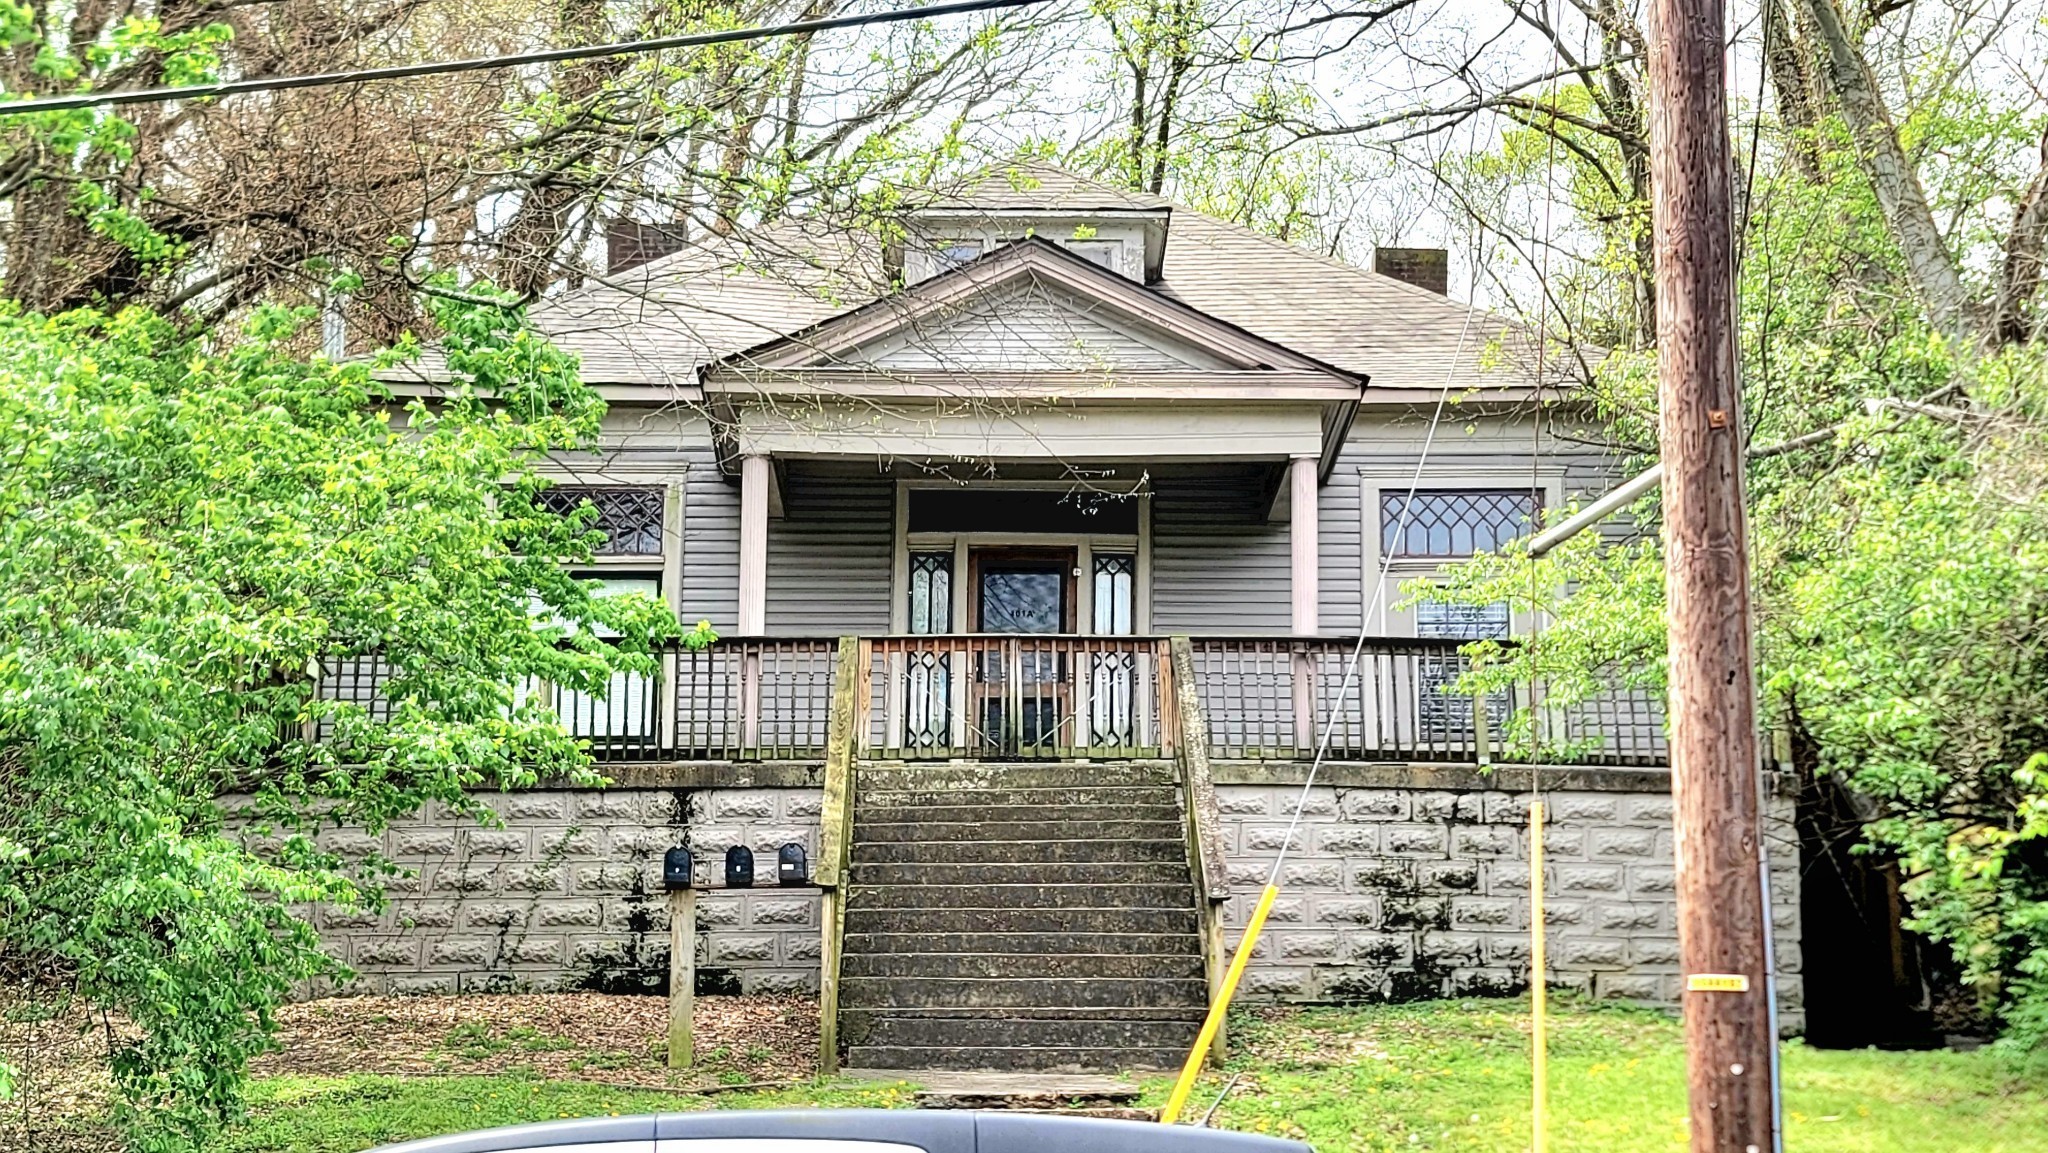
[1340,410,1627,635]
[765,463,894,636]
[1318,459,1363,634]
[1150,464,1292,635]
[682,444,740,631]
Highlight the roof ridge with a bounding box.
[955,158,1518,333]
[945,159,1175,211]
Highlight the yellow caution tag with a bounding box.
[1687,973,1751,993]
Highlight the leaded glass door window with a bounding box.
[1087,553,1138,747]
[972,549,1074,754]
[903,551,953,750]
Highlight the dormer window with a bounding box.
[935,240,984,269]
[1063,239,1121,271]
[902,206,1169,285]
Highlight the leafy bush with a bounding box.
[0,295,703,1149]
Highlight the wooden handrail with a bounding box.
[814,635,860,1074]
[1169,636,1231,1066]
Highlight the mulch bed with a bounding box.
[254,992,819,1087]
[0,992,818,1151]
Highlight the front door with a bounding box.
[972,548,1074,754]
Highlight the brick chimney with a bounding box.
[1373,246,1449,295]
[606,219,690,275]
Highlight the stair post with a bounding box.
[1169,636,1232,1066]
[816,635,861,1075]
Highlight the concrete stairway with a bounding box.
[838,760,1209,1072]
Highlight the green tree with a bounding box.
[1407,38,2048,1046]
[0,293,707,1150]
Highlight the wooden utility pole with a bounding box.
[1648,1,1779,1151]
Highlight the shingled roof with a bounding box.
[383,163,1552,396]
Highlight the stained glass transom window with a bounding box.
[537,486,664,556]
[1381,490,1540,558]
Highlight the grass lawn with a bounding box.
[212,999,2048,1153]
[1156,1001,2048,1152]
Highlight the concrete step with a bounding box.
[838,1004,1210,1023]
[841,952,1205,980]
[849,883,1194,911]
[856,763,1176,790]
[850,861,1192,886]
[852,839,1190,865]
[858,786,1181,808]
[845,1044,1187,1072]
[843,931,1203,957]
[854,802,1184,825]
[841,1010,1203,1051]
[843,907,1202,935]
[840,975,1209,1010]
[857,819,1185,843]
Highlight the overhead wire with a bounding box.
[0,0,1055,116]
[1522,6,1565,1148]
[1161,194,1492,1130]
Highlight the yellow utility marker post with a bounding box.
[1530,800,1548,1153]
[1160,883,1281,1124]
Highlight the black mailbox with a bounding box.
[662,846,694,891]
[778,843,809,886]
[724,844,754,888]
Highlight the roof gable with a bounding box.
[847,279,1232,372]
[713,237,1358,383]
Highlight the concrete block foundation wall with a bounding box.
[1208,766,1803,1029]
[300,781,824,996]
[294,765,1803,1028]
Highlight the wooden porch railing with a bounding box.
[313,634,1668,767]
[860,635,1176,761]
[1187,637,1669,767]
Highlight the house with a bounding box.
[329,164,1802,1072]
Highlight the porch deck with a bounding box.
[321,635,1667,769]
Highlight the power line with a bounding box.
[0,0,1055,117]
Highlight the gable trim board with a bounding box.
[727,400,1330,462]
[706,368,1361,401]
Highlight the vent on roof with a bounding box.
[1373,247,1449,295]
[607,219,689,275]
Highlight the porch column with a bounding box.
[738,454,770,634]
[1289,455,1319,635]
[738,454,770,750]
[1289,455,1319,754]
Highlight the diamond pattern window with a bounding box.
[1381,490,1540,559]
[1091,553,1135,635]
[537,486,664,556]
[907,551,953,635]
